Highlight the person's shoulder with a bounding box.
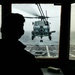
[23,50,34,56]
[23,49,36,59]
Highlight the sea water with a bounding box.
[0,31,75,58]
[19,31,60,46]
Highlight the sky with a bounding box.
[70,3,75,31]
[11,3,61,32]
[0,3,75,31]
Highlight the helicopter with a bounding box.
[24,4,56,42]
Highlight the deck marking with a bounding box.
[46,45,50,57]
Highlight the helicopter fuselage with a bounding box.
[31,20,54,40]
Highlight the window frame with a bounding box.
[1,0,74,67]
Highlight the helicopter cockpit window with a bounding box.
[12,3,61,58]
[0,5,2,39]
[69,3,75,60]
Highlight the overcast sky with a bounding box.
[71,3,75,31]
[0,3,75,31]
[11,3,61,32]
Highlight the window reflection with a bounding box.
[69,3,75,60]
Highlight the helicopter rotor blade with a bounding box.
[24,16,50,19]
[24,11,40,17]
[24,17,39,19]
[24,15,59,19]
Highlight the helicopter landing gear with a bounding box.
[40,40,43,42]
[49,35,52,40]
[32,31,35,40]
[32,35,35,40]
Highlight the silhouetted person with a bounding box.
[0,13,43,75]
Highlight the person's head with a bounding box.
[1,13,25,40]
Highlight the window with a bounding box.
[0,5,2,39]
[69,3,75,60]
[11,3,61,58]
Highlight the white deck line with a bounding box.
[46,45,50,57]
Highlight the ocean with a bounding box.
[0,31,75,46]
[0,31,75,59]
[70,31,75,45]
[0,32,1,39]
[19,31,60,46]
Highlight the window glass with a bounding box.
[69,3,75,60]
[12,3,61,58]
